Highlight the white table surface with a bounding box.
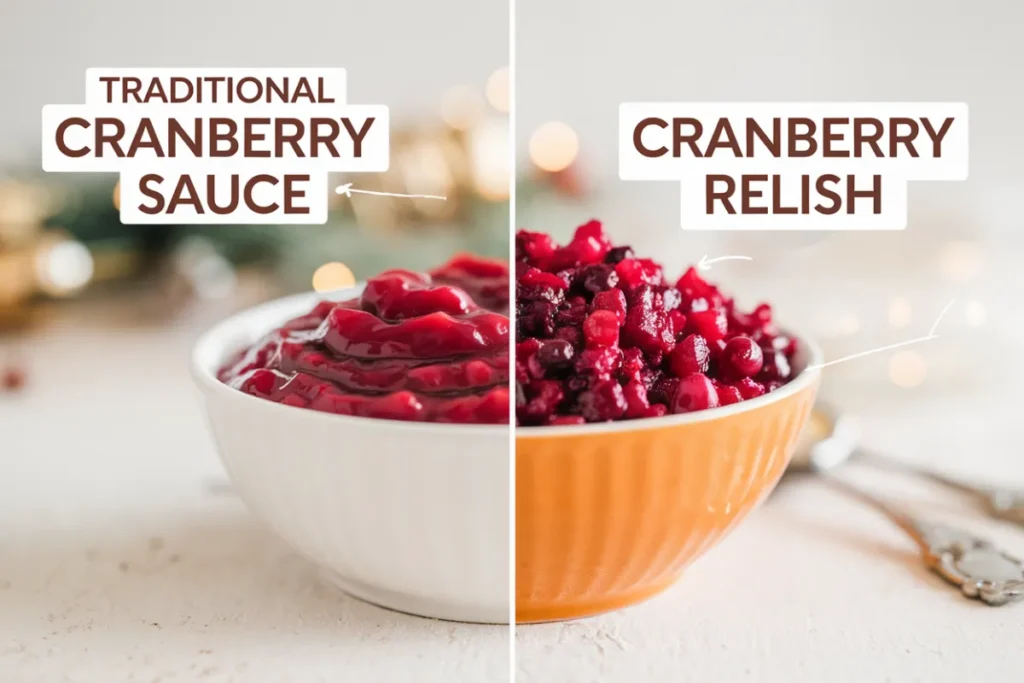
[4,286,1024,683]
[0,292,510,683]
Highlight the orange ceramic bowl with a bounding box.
[515,338,821,622]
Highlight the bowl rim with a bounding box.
[191,287,510,437]
[192,287,822,440]
[516,335,823,439]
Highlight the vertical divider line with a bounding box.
[507,0,518,677]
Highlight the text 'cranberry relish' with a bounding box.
[218,254,510,424]
[515,221,799,426]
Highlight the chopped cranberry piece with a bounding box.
[661,287,683,312]
[576,346,622,378]
[619,347,646,384]
[520,380,565,424]
[582,310,620,348]
[648,375,680,406]
[716,384,743,406]
[592,288,628,325]
[556,296,590,327]
[622,286,675,357]
[734,377,766,400]
[514,223,799,424]
[668,334,710,376]
[622,380,650,418]
[667,310,687,337]
[579,380,627,422]
[553,326,583,349]
[604,246,634,264]
[549,415,586,426]
[688,309,728,342]
[516,231,558,269]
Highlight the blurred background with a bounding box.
[516,0,1024,463]
[0,0,524,392]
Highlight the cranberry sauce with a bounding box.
[219,256,510,424]
[515,221,799,426]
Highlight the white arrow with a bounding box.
[806,299,956,371]
[334,182,447,201]
[698,254,753,271]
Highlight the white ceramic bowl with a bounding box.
[191,287,510,623]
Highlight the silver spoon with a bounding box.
[789,405,1024,606]
[792,403,1024,527]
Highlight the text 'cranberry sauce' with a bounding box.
[218,254,510,424]
[515,221,799,426]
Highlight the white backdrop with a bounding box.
[516,0,1024,245]
[0,0,507,164]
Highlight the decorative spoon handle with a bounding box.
[857,448,1024,528]
[823,475,1024,606]
[922,472,1024,527]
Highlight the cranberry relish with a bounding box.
[218,255,510,424]
[515,221,798,426]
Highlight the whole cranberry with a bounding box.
[536,339,575,369]
[671,374,720,414]
[604,246,634,264]
[668,334,710,376]
[720,336,764,379]
[583,310,620,348]
[759,350,792,382]
[580,264,620,294]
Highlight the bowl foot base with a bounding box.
[320,569,510,625]
[516,572,683,624]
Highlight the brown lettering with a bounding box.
[633,117,668,158]
[705,175,736,214]
[55,117,90,157]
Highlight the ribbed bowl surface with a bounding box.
[516,373,819,622]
